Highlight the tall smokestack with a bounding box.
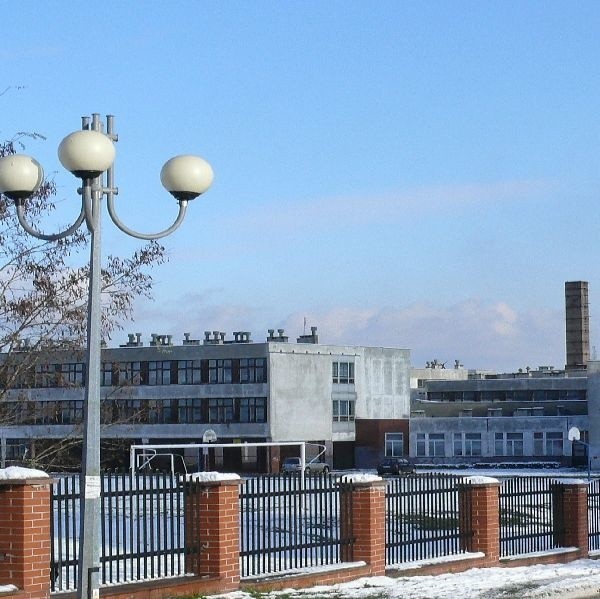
[565,281,590,369]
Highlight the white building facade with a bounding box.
[0,328,411,471]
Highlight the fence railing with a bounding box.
[51,471,598,594]
[499,477,565,557]
[239,473,354,578]
[51,471,197,592]
[588,479,600,551]
[385,474,472,565]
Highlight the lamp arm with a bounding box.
[16,201,86,242]
[106,193,188,240]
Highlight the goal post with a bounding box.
[129,440,313,474]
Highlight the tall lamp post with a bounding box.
[0,113,213,599]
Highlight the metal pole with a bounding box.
[77,116,104,599]
[1,111,206,599]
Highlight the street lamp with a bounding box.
[0,114,213,599]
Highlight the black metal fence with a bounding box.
[51,471,197,592]
[385,474,472,565]
[588,479,600,551]
[240,473,354,578]
[499,477,565,557]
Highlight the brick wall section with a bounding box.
[460,480,501,566]
[340,479,387,576]
[559,481,588,558]
[0,478,52,599]
[184,479,242,592]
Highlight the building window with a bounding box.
[385,433,404,457]
[332,361,355,384]
[429,433,445,456]
[209,360,232,384]
[101,362,114,386]
[208,398,234,423]
[239,358,267,383]
[416,433,445,457]
[5,439,28,461]
[177,360,201,384]
[58,400,83,424]
[177,398,204,424]
[35,364,57,388]
[239,397,267,423]
[453,433,482,456]
[534,431,563,456]
[495,432,524,456]
[116,362,141,386]
[416,433,426,456]
[148,361,171,386]
[333,398,355,421]
[57,363,84,387]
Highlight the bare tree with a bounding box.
[0,133,166,467]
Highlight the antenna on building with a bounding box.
[303,316,307,335]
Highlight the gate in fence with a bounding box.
[588,479,600,551]
[239,473,354,578]
[51,471,198,592]
[385,473,473,565]
[499,477,565,557]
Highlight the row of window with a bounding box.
[9,358,355,389]
[18,358,268,388]
[426,389,586,402]
[0,397,268,426]
[414,431,574,457]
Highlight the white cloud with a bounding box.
[232,179,555,230]
[127,295,564,373]
[492,302,518,336]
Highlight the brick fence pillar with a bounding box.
[184,478,242,592]
[459,478,501,566]
[553,480,588,557]
[0,477,53,599]
[340,478,386,576]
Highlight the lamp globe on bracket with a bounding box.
[160,155,214,201]
[0,154,44,201]
[58,130,116,179]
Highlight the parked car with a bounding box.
[281,457,330,474]
[376,457,415,476]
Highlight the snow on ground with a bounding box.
[212,559,600,598]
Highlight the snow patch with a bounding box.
[0,466,49,480]
[339,473,382,483]
[465,475,499,484]
[245,561,367,581]
[187,471,240,482]
[389,552,485,570]
[0,584,17,593]
[500,546,579,561]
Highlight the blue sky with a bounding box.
[3,1,600,372]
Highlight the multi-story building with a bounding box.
[0,327,411,471]
[409,366,588,466]
[2,281,594,471]
[407,281,592,467]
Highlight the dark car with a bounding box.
[376,457,415,476]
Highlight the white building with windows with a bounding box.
[0,327,411,471]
